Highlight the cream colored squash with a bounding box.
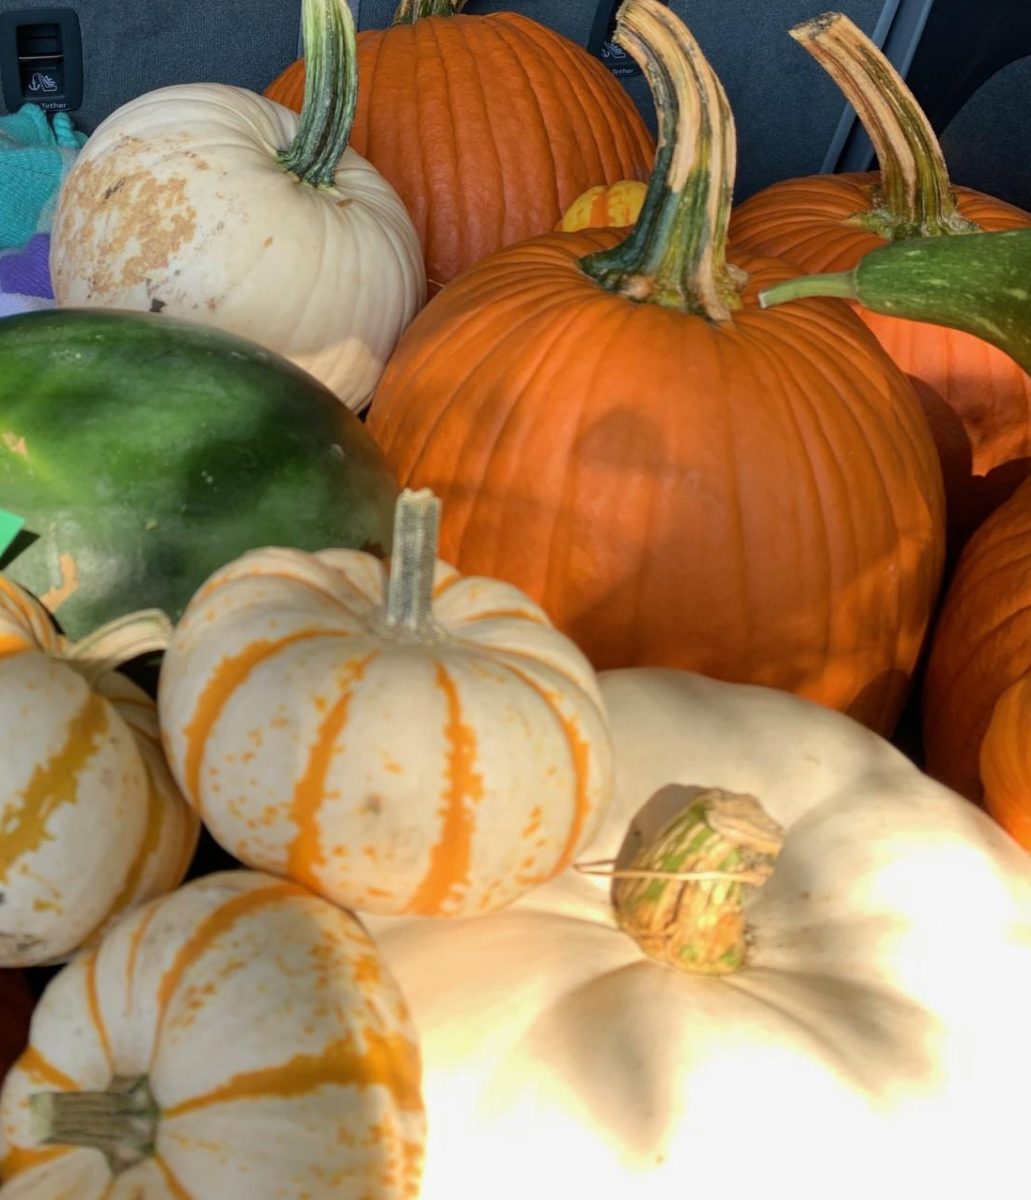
[0,578,198,968]
[158,489,613,917]
[362,667,1031,1200]
[49,0,425,412]
[0,870,425,1198]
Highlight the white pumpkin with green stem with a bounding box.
[0,870,425,1198]
[0,578,199,968]
[359,666,1031,1200]
[50,0,425,412]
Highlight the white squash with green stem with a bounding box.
[50,0,425,412]
[359,664,1031,1200]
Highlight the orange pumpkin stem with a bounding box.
[392,0,465,23]
[383,488,442,637]
[792,13,978,240]
[31,1077,157,1175]
[607,789,784,975]
[580,0,743,320]
[278,0,359,187]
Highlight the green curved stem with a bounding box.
[392,0,465,23]
[759,228,1031,377]
[580,0,742,320]
[278,0,358,187]
[792,12,979,240]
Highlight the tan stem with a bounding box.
[580,0,743,318]
[792,12,979,239]
[383,489,442,637]
[608,789,784,975]
[31,1077,158,1175]
[62,609,173,686]
[392,0,465,23]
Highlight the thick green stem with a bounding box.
[31,1077,159,1176]
[392,0,465,23]
[278,0,358,187]
[602,789,784,975]
[580,0,743,319]
[760,228,1031,377]
[63,609,173,687]
[382,489,441,638]
[793,12,978,240]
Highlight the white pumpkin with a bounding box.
[0,578,198,967]
[50,0,425,412]
[158,489,613,918]
[362,667,1031,1200]
[0,871,425,1199]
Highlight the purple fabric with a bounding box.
[0,233,53,299]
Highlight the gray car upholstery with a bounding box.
[0,0,1026,207]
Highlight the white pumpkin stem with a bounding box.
[31,1077,158,1175]
[63,609,174,686]
[603,789,785,975]
[279,0,359,187]
[383,488,441,636]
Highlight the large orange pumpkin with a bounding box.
[980,676,1031,849]
[923,477,1031,837]
[729,13,1031,553]
[366,0,945,736]
[265,0,654,291]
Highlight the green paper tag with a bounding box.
[0,509,25,559]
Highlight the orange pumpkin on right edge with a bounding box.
[729,13,1031,555]
[367,0,945,738]
[923,478,1031,848]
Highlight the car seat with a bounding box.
[0,0,1027,206]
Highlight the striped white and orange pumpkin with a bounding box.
[0,578,199,967]
[0,870,425,1198]
[158,489,613,917]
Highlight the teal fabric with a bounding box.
[0,104,85,251]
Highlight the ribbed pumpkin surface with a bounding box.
[265,14,654,290]
[980,675,1031,849]
[923,477,1031,802]
[366,227,946,735]
[730,173,1031,547]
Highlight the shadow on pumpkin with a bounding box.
[432,396,940,736]
[910,375,1031,567]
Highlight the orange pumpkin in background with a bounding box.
[923,477,1031,843]
[265,0,654,291]
[366,0,945,737]
[729,13,1031,553]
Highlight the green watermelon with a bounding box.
[0,309,397,641]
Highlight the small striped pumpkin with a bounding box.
[158,489,613,917]
[0,579,199,967]
[0,871,425,1198]
[557,179,647,233]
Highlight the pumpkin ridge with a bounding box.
[0,1145,70,1179]
[475,20,563,237]
[0,690,108,886]
[178,628,352,806]
[163,1028,422,1118]
[85,951,115,1074]
[493,659,593,875]
[151,881,306,1056]
[286,652,376,892]
[404,661,481,913]
[154,1154,192,1200]
[89,754,169,938]
[17,1046,79,1092]
[124,892,164,1012]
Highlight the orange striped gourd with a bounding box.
[157,489,613,917]
[557,180,648,232]
[0,871,425,1198]
[0,578,198,967]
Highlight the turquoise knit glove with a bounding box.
[0,105,86,251]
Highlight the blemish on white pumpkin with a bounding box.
[1,433,27,457]
[1005,287,1029,300]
